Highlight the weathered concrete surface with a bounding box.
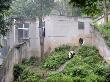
[90,26,110,63]
[2,15,110,82]
[43,15,110,63]
[5,16,93,59]
[0,42,30,82]
[44,16,92,53]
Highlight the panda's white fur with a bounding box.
[68,51,75,59]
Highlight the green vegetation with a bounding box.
[54,0,82,16]
[0,0,12,36]
[42,50,68,70]
[42,45,77,70]
[70,0,102,17]
[13,57,41,82]
[13,64,26,81]
[95,23,110,48]
[14,65,41,82]
[22,57,37,66]
[63,45,110,82]
[11,0,54,19]
[69,0,110,23]
[43,72,73,82]
[42,45,70,70]
[13,45,110,82]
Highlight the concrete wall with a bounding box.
[1,15,110,82]
[44,15,110,61]
[6,19,41,59]
[90,26,110,61]
[29,20,41,58]
[8,16,92,58]
[0,41,30,82]
[44,16,92,53]
[0,19,40,82]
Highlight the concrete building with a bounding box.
[44,16,92,53]
[0,15,92,65]
[2,15,110,82]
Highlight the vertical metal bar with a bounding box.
[13,19,16,44]
[23,24,25,39]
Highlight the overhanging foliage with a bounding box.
[11,0,54,19]
[0,0,12,36]
[69,0,108,16]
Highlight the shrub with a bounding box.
[22,57,37,66]
[64,45,109,81]
[71,66,90,78]
[14,57,38,82]
[83,55,102,65]
[14,64,42,82]
[46,73,64,82]
[43,45,78,70]
[105,70,110,82]
[61,76,73,82]
[39,79,46,82]
[93,63,110,77]
[19,69,41,82]
[64,63,91,78]
[77,45,103,65]
[43,51,68,69]
[63,55,92,75]
[43,45,73,69]
[45,72,73,82]
[14,45,110,82]
[78,45,100,58]
[85,73,106,82]
[13,64,26,81]
[72,77,85,82]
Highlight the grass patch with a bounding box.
[42,45,77,70]
[13,57,39,82]
[13,45,110,82]
[40,72,73,82]
[22,57,38,66]
[63,45,110,82]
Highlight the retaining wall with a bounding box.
[0,41,30,82]
[90,25,110,61]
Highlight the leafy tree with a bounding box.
[11,0,54,19]
[54,0,82,16]
[70,0,110,23]
[0,0,12,13]
[11,0,54,60]
[0,0,12,36]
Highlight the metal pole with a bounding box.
[23,24,25,39]
[13,19,16,44]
